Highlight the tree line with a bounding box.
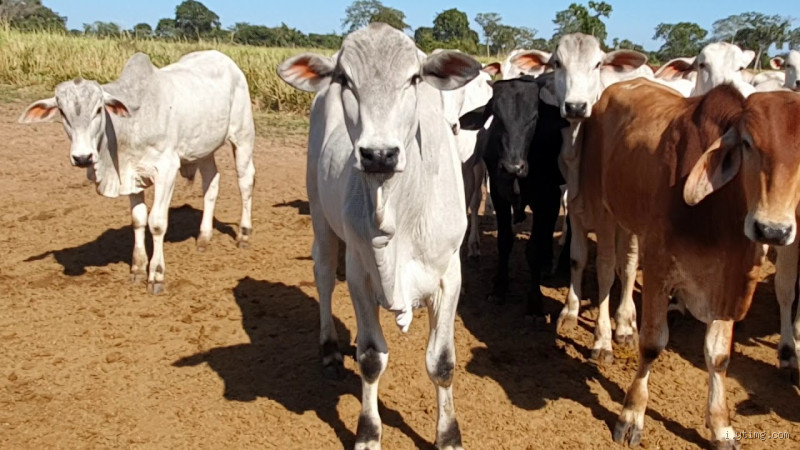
[5,0,800,67]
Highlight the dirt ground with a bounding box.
[1,100,798,450]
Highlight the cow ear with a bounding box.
[654,57,696,81]
[103,92,130,117]
[770,56,785,70]
[19,97,59,123]
[510,50,551,75]
[277,53,336,93]
[422,50,482,91]
[459,99,493,131]
[741,50,756,69]
[684,128,741,206]
[482,62,501,77]
[602,50,648,72]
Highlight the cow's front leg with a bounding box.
[427,254,464,450]
[614,267,669,447]
[348,260,388,450]
[488,183,513,304]
[704,319,740,449]
[557,213,588,332]
[129,192,148,283]
[147,157,180,294]
[775,244,800,385]
[591,217,617,364]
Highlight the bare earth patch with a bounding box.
[0,101,798,449]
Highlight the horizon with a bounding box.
[46,0,799,53]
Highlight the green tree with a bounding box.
[653,22,708,61]
[432,8,479,53]
[132,22,153,38]
[414,26,438,53]
[83,21,122,38]
[155,18,178,39]
[475,12,501,56]
[552,1,613,47]
[0,0,65,32]
[174,0,220,40]
[713,12,791,68]
[342,0,407,33]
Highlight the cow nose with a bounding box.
[753,220,792,245]
[564,102,588,118]
[359,147,399,173]
[72,154,93,168]
[502,161,528,177]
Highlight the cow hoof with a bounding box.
[354,442,381,450]
[710,438,741,450]
[355,415,382,450]
[147,281,165,295]
[613,417,643,447]
[590,348,614,365]
[130,272,147,284]
[236,239,250,249]
[556,309,578,333]
[614,332,637,347]
[322,362,345,380]
[525,314,548,330]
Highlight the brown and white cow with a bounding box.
[579,79,800,448]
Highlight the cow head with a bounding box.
[460,77,540,210]
[549,33,648,120]
[769,50,800,90]
[692,42,755,95]
[439,56,498,135]
[20,79,130,168]
[684,91,800,246]
[277,23,481,175]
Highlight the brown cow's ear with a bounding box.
[482,62,501,77]
[684,128,741,206]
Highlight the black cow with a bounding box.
[460,75,569,320]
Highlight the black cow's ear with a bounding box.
[459,99,493,131]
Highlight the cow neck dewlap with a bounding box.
[368,176,397,248]
[90,122,122,198]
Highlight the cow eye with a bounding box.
[787,64,794,69]
[738,66,745,72]
[742,139,752,151]
[698,62,706,70]
[410,74,421,85]
[595,62,602,69]
[336,73,350,88]
[551,60,561,69]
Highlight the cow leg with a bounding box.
[196,156,220,252]
[704,319,740,449]
[129,192,148,283]
[525,183,561,320]
[483,172,494,215]
[614,268,669,447]
[147,158,180,295]
[349,263,388,450]
[557,185,568,246]
[312,216,344,380]
[231,141,255,248]
[466,161,485,258]
[614,230,639,347]
[427,254,463,450]
[488,184,513,304]
[557,214,588,331]
[774,244,800,385]
[591,217,617,364]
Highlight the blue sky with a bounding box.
[47,0,798,52]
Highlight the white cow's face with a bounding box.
[782,50,800,90]
[550,33,648,120]
[278,23,481,175]
[693,42,755,95]
[20,79,130,168]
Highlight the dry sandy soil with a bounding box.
[1,100,798,450]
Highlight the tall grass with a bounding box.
[0,27,330,113]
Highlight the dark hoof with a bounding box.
[590,348,614,365]
[781,366,800,386]
[524,314,549,330]
[130,272,147,284]
[436,420,463,450]
[322,361,345,380]
[613,418,643,447]
[147,281,165,295]
[710,438,742,450]
[355,414,381,450]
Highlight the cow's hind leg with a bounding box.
[147,157,180,294]
[427,254,464,450]
[196,156,220,252]
[348,259,388,450]
[557,214,588,332]
[614,267,669,446]
[466,161,485,258]
[228,116,256,249]
[704,319,740,449]
[774,244,799,385]
[591,217,617,364]
[312,217,344,379]
[614,230,639,347]
[129,192,148,283]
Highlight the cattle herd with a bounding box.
[17,21,800,449]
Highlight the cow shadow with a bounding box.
[273,199,310,216]
[172,277,431,449]
[24,204,236,276]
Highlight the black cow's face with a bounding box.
[490,79,540,179]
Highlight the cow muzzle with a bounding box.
[71,154,94,168]
[563,101,588,119]
[751,219,795,246]
[501,160,528,177]
[359,146,400,173]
